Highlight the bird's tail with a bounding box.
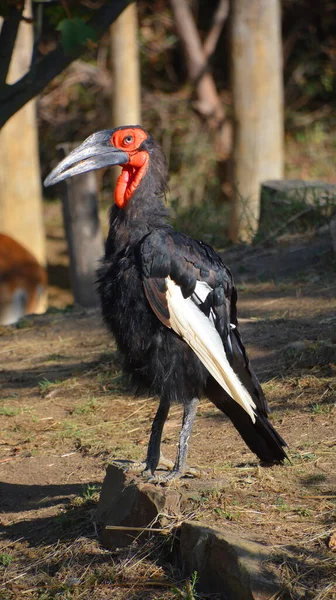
[206,378,288,464]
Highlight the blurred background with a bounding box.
[0,0,335,321]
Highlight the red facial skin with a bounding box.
[111,128,149,209]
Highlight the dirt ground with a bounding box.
[0,217,335,599]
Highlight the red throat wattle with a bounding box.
[110,127,150,209]
[114,151,149,209]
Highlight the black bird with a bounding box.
[45,125,287,481]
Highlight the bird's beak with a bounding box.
[44,130,129,187]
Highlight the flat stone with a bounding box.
[96,465,281,599]
[262,179,336,204]
[179,521,279,600]
[330,214,336,253]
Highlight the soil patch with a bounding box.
[0,233,335,599]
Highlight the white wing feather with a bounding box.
[165,277,256,422]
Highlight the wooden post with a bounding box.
[58,144,104,308]
[110,3,141,127]
[110,3,141,187]
[230,0,284,243]
[0,0,46,312]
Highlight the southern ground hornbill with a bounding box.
[45,125,287,481]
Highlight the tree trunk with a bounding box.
[0,0,46,312]
[0,0,133,129]
[230,0,284,243]
[58,144,104,308]
[109,3,141,187]
[110,3,141,128]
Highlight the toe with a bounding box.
[123,461,147,473]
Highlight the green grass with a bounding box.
[0,406,20,417]
[171,571,199,600]
[73,397,97,415]
[81,483,100,502]
[0,552,13,567]
[213,507,234,521]
[15,318,32,329]
[46,305,73,314]
[38,378,60,394]
[295,507,312,517]
[310,403,324,414]
[276,496,290,512]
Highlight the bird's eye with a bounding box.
[123,135,134,145]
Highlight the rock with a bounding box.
[179,521,279,600]
[260,179,336,241]
[96,464,281,599]
[95,463,183,548]
[330,213,336,254]
[262,179,336,206]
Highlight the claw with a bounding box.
[123,461,148,474]
[141,469,156,481]
[150,470,182,484]
[148,466,201,485]
[122,455,174,477]
[115,457,199,484]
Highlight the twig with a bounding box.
[60,0,72,20]
[267,560,333,600]
[105,525,164,533]
[203,0,229,59]
[0,537,25,552]
[106,581,172,588]
[1,572,27,589]
[0,457,17,464]
[300,495,336,500]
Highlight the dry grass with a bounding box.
[1,243,335,599]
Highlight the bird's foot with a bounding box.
[147,466,200,485]
[123,460,147,474]
[123,455,175,478]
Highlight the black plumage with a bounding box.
[45,125,287,481]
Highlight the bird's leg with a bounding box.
[142,399,170,476]
[125,399,170,476]
[154,397,199,483]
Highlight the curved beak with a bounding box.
[44,130,129,187]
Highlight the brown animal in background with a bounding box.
[0,234,47,325]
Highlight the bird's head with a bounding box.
[44,125,167,208]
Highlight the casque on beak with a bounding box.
[44,130,129,187]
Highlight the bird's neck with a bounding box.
[105,190,170,258]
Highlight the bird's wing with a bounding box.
[140,229,267,422]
